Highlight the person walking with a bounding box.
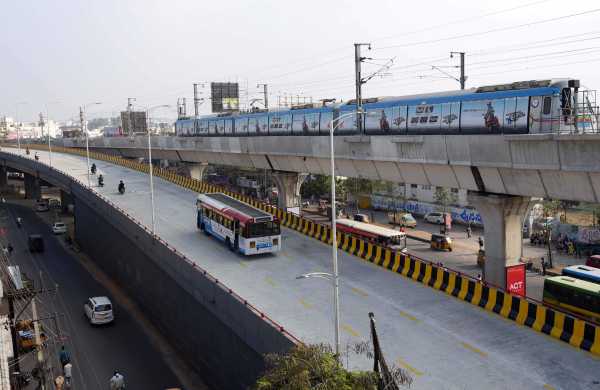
[466,223,472,239]
[63,362,72,387]
[59,345,71,367]
[478,236,484,250]
[541,257,546,276]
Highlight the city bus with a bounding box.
[196,193,281,255]
[561,265,600,284]
[335,218,407,252]
[543,276,600,322]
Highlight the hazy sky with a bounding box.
[2,0,599,122]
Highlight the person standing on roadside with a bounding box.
[466,223,472,238]
[541,257,546,276]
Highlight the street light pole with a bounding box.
[146,105,170,234]
[329,111,360,358]
[81,102,102,187]
[15,102,27,152]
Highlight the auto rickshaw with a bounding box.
[430,233,452,251]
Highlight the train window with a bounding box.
[542,96,552,115]
[234,117,248,135]
[318,111,332,133]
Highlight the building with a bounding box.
[376,183,468,208]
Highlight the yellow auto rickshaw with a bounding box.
[430,233,452,251]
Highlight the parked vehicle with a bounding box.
[51,222,67,235]
[35,199,49,212]
[388,212,417,228]
[16,320,47,352]
[430,233,452,251]
[28,234,44,253]
[424,212,445,224]
[84,296,114,325]
[543,276,600,322]
[586,255,600,269]
[353,213,370,223]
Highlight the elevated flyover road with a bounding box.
[6,148,599,390]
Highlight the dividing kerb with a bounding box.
[0,149,299,390]
[16,144,600,357]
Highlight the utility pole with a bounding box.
[31,298,47,389]
[127,97,136,135]
[193,83,205,117]
[450,52,466,90]
[257,83,268,109]
[354,43,371,132]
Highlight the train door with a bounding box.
[528,96,543,133]
[540,95,554,133]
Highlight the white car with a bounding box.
[84,296,114,325]
[51,222,67,234]
[35,200,49,212]
[424,212,445,224]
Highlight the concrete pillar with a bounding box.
[60,190,74,213]
[271,171,308,212]
[186,163,209,181]
[0,167,7,190]
[467,192,530,288]
[24,174,41,200]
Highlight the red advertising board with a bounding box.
[505,263,526,297]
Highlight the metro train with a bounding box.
[175,79,587,137]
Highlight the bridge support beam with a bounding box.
[0,167,7,190]
[468,192,530,289]
[24,173,41,200]
[271,171,308,213]
[60,190,74,213]
[186,163,209,181]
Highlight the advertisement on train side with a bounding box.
[505,263,526,297]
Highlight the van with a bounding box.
[586,255,600,269]
[28,234,44,253]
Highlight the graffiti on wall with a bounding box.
[371,195,483,226]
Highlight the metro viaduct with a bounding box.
[59,132,600,289]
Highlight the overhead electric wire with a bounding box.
[375,8,600,50]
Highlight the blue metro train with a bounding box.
[175,79,583,137]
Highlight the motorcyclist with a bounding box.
[16,217,22,228]
[91,163,97,174]
[118,180,125,194]
[109,371,125,390]
[98,174,104,187]
[34,153,39,161]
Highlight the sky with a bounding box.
[1,0,600,123]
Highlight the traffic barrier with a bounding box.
[14,143,600,357]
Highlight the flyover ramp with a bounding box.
[10,149,598,390]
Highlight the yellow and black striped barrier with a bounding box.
[14,143,600,356]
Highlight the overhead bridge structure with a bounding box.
[2,145,599,390]
[59,132,600,288]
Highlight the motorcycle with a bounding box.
[34,154,39,161]
[118,182,125,194]
[91,164,97,174]
[98,175,104,187]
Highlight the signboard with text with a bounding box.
[505,263,526,297]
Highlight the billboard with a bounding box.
[120,111,147,134]
[211,82,239,113]
[505,264,526,297]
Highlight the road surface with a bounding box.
[7,148,600,390]
[0,201,182,389]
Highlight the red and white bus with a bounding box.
[196,193,281,255]
[336,218,407,252]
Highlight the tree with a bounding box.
[434,187,458,212]
[301,175,330,199]
[254,343,412,390]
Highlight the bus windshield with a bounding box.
[245,221,280,238]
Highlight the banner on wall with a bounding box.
[505,264,526,297]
